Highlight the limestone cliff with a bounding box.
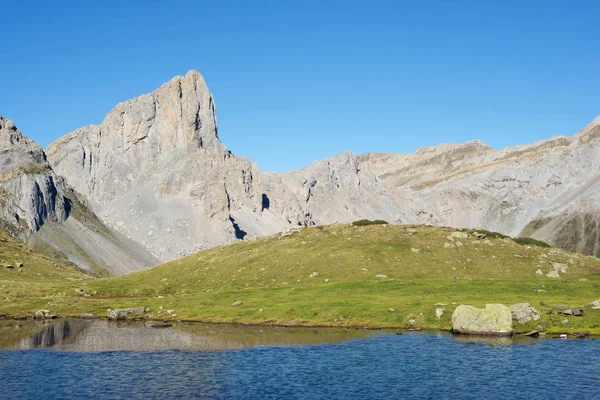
[47,71,286,261]
[0,115,157,275]
[0,115,69,237]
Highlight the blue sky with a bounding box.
[1,1,599,172]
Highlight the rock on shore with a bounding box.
[451,304,513,336]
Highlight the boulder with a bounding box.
[546,271,560,278]
[509,303,541,324]
[107,307,146,320]
[571,307,584,316]
[33,310,57,320]
[435,308,444,319]
[587,300,600,309]
[450,231,469,239]
[76,313,98,319]
[232,300,244,307]
[451,304,513,336]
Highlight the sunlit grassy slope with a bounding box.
[0,230,91,313]
[2,224,600,334]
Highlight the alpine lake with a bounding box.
[0,319,598,399]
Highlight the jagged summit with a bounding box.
[0,115,47,171]
[47,69,224,205]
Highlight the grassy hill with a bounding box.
[0,230,91,317]
[2,224,600,334]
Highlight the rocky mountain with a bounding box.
[0,115,157,275]
[43,70,600,267]
[47,71,288,262]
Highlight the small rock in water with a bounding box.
[559,333,568,339]
[522,330,540,337]
[149,322,172,328]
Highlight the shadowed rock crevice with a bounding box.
[261,193,270,211]
[229,216,247,240]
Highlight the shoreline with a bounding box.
[2,313,596,339]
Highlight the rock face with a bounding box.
[0,115,68,237]
[47,71,285,262]
[451,304,513,336]
[509,303,541,324]
[43,69,600,263]
[0,115,157,275]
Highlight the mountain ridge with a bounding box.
[3,69,600,274]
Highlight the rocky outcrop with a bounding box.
[0,115,157,275]
[509,303,541,324]
[47,71,287,262]
[0,115,69,237]
[451,304,513,336]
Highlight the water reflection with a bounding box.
[0,320,376,352]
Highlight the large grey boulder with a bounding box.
[107,307,146,320]
[452,304,513,336]
[510,303,541,324]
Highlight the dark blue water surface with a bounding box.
[1,331,599,400]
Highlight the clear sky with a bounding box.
[1,1,599,172]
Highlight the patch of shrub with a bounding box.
[471,229,510,239]
[352,219,389,226]
[513,237,552,248]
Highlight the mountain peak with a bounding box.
[0,114,46,170]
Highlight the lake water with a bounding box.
[0,320,598,399]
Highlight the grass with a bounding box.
[514,237,552,248]
[1,224,600,335]
[352,219,389,226]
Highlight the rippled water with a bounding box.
[0,320,598,399]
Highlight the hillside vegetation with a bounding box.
[1,224,600,334]
[0,230,91,315]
